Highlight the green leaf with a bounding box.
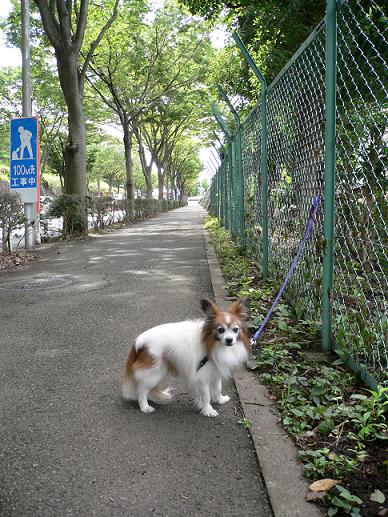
[290,408,304,417]
[331,496,351,511]
[317,418,335,435]
[277,320,288,331]
[336,486,363,505]
[350,394,368,401]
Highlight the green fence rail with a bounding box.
[209,0,387,388]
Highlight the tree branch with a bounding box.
[33,0,61,49]
[73,0,89,52]
[56,0,73,47]
[79,0,120,91]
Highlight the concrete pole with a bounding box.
[21,0,36,250]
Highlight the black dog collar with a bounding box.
[197,356,209,371]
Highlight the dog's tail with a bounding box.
[122,345,138,400]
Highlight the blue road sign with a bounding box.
[10,117,39,203]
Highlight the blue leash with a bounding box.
[251,196,320,345]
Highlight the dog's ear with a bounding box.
[200,299,218,318]
[229,298,249,320]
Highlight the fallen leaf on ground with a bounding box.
[309,479,340,492]
[370,489,385,504]
[306,490,327,502]
[0,252,34,270]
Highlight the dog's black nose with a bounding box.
[225,337,233,346]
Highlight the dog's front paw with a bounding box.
[200,406,219,417]
[140,404,155,414]
[217,395,230,405]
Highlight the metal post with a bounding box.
[321,0,337,352]
[213,131,223,149]
[220,161,225,225]
[227,143,234,234]
[209,149,221,169]
[216,168,220,219]
[217,85,246,247]
[212,104,233,230]
[211,141,222,159]
[21,0,35,250]
[232,32,268,276]
[212,104,232,141]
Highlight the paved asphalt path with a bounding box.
[0,202,272,517]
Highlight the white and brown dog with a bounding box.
[122,299,250,417]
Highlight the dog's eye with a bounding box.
[232,327,239,334]
[217,327,225,334]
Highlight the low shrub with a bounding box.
[48,194,85,237]
[0,191,24,252]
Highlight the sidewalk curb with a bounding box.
[203,228,323,517]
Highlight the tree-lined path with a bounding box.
[0,202,272,516]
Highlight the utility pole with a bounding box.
[21,0,36,250]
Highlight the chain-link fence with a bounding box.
[209,0,387,387]
[334,0,387,383]
[266,19,326,322]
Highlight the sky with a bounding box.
[0,0,22,67]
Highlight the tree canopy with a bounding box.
[180,0,326,103]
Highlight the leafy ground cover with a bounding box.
[204,217,387,517]
[0,251,35,271]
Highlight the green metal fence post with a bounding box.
[212,104,232,143]
[217,85,246,247]
[218,167,221,220]
[212,103,233,233]
[219,163,224,224]
[321,0,337,353]
[232,32,268,278]
[228,147,234,233]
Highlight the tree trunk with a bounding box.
[123,123,135,219]
[178,180,185,201]
[56,50,88,233]
[157,166,164,200]
[123,125,134,199]
[136,130,153,199]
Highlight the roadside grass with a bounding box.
[204,217,387,517]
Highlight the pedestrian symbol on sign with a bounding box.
[12,126,34,160]
[10,117,40,203]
